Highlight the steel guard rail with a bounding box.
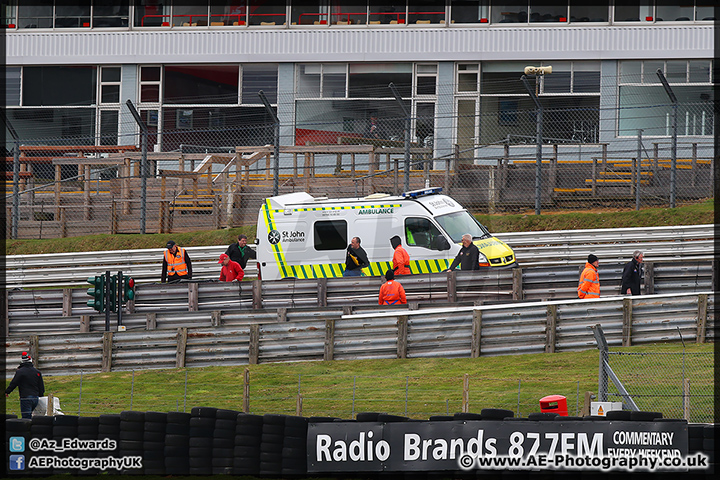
[5,260,715,336]
[3,225,714,288]
[4,292,714,377]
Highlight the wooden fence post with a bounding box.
[252,279,262,310]
[80,315,90,333]
[462,374,469,413]
[512,268,523,301]
[249,325,260,365]
[30,335,39,364]
[683,379,690,421]
[146,313,157,330]
[324,319,335,361]
[243,368,250,413]
[696,294,708,344]
[545,305,557,353]
[622,297,633,347]
[211,311,222,327]
[471,310,482,358]
[582,391,594,417]
[188,283,199,312]
[277,307,287,323]
[47,393,54,416]
[446,270,457,303]
[397,316,408,359]
[176,327,188,368]
[317,278,327,307]
[296,394,303,417]
[62,288,73,317]
[59,207,67,238]
[102,332,113,372]
[643,262,655,295]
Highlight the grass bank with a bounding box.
[5,343,713,422]
[4,199,714,256]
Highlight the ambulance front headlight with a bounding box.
[478,251,490,267]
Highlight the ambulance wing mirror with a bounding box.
[435,236,451,251]
[254,238,260,245]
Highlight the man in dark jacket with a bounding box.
[621,250,644,295]
[225,234,257,270]
[446,234,480,271]
[343,236,369,277]
[5,351,44,418]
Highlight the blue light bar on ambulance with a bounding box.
[401,187,443,199]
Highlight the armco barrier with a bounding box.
[4,411,714,477]
[5,259,715,336]
[4,292,713,377]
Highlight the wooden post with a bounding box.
[550,144,558,196]
[397,316,408,359]
[545,305,557,353]
[350,153,356,179]
[146,313,157,330]
[243,368,250,413]
[176,327,188,368]
[211,311,222,327]
[696,294,708,343]
[192,177,198,206]
[80,315,90,333]
[471,310,482,358]
[682,379,690,421]
[581,391,593,417]
[59,207,67,238]
[591,156,597,196]
[84,164,91,220]
[110,200,118,234]
[462,374,469,413]
[47,393,54,416]
[653,143,659,173]
[622,297,632,347]
[601,143,607,169]
[292,152,298,178]
[304,153,311,191]
[296,394,303,417]
[317,278,327,307]
[324,318,335,361]
[252,279,262,310]
[265,153,271,180]
[643,262,654,295]
[691,142,697,187]
[249,325,260,365]
[213,195,221,230]
[188,283,199,311]
[54,164,61,218]
[446,270,457,303]
[102,332,113,372]
[122,159,130,215]
[368,150,375,193]
[277,307,287,323]
[62,288,73,317]
[512,267,523,301]
[29,335,39,364]
[488,164,496,214]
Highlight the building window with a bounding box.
[457,64,479,92]
[241,64,278,104]
[134,0,168,27]
[247,0,286,26]
[451,1,490,24]
[139,66,162,103]
[17,1,53,29]
[416,64,437,96]
[23,66,97,106]
[408,1,445,24]
[93,2,130,28]
[369,3,406,24]
[55,0,91,28]
[163,65,239,104]
[100,67,122,104]
[297,64,347,98]
[314,220,347,251]
[348,63,412,98]
[5,67,21,106]
[568,1,608,22]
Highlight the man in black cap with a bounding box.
[5,351,44,418]
[161,240,193,283]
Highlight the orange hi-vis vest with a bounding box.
[165,247,189,277]
[393,246,411,275]
[379,280,407,305]
[578,262,600,299]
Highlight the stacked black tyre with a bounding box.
[164,412,191,475]
[118,411,145,475]
[29,416,53,474]
[6,417,32,474]
[52,415,79,474]
[189,406,217,475]
[233,413,263,475]
[141,412,167,474]
[282,415,309,476]
[212,409,239,474]
[77,416,100,475]
[259,413,287,477]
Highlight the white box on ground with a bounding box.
[591,401,623,416]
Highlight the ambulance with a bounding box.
[255,187,516,280]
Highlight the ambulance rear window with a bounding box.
[314,220,347,251]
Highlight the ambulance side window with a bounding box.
[314,220,347,251]
[405,218,444,250]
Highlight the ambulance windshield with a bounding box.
[435,211,491,243]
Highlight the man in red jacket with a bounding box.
[219,253,244,282]
[379,269,407,305]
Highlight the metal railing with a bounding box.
[4,292,714,379]
[4,224,714,288]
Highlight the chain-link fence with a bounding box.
[4,370,589,420]
[593,326,715,423]
[4,70,714,239]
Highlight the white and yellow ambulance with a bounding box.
[256,187,516,280]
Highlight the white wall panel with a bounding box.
[7,25,712,66]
